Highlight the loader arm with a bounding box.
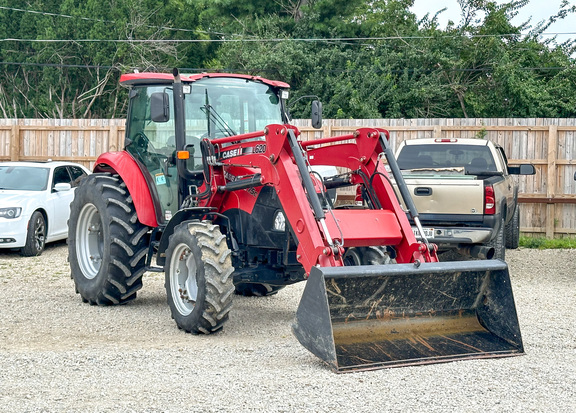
[301,128,437,263]
[203,124,436,274]
[204,124,343,274]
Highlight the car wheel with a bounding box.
[21,211,46,256]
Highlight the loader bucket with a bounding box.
[292,260,524,373]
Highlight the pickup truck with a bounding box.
[394,138,535,260]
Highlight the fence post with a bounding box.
[546,125,558,238]
[10,124,20,161]
[109,125,119,151]
[433,125,442,138]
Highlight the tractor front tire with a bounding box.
[165,221,234,334]
[68,173,150,305]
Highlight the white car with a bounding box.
[0,161,91,256]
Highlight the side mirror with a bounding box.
[53,183,72,192]
[150,92,170,123]
[508,164,535,175]
[311,100,322,129]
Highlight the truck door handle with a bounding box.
[414,187,432,196]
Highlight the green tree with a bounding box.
[0,0,575,119]
[0,0,209,118]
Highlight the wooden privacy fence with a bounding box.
[0,119,125,169]
[1,118,576,238]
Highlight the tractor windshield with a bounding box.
[186,77,284,139]
[126,78,284,169]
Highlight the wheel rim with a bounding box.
[75,203,103,279]
[33,215,45,251]
[169,242,198,316]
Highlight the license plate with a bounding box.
[413,227,434,238]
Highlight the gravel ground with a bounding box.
[0,242,575,413]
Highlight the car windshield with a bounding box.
[0,166,49,191]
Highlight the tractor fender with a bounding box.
[93,151,159,227]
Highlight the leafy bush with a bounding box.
[519,236,576,249]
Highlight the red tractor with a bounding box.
[68,70,524,372]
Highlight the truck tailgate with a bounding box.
[403,177,484,215]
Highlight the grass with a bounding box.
[519,236,576,249]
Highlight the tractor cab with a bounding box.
[122,74,290,221]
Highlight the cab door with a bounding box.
[125,86,180,222]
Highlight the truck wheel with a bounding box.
[21,211,46,256]
[165,221,234,334]
[505,206,520,249]
[68,174,150,305]
[486,223,506,261]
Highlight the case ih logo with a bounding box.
[219,143,266,160]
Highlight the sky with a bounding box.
[410,0,576,44]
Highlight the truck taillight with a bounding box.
[484,185,495,214]
[434,138,457,143]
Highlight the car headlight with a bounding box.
[273,210,286,232]
[0,207,22,219]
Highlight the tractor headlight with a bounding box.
[0,207,22,219]
[273,211,286,232]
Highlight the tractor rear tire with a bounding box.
[165,221,234,334]
[68,173,150,305]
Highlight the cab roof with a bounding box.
[120,72,290,89]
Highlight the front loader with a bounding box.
[68,70,524,372]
